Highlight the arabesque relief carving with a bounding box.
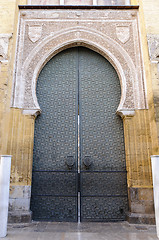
[12,8,147,117]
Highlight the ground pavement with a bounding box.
[3,221,159,240]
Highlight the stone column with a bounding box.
[151,155,159,238]
[0,155,11,238]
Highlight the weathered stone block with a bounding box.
[10,186,31,199]
[127,212,156,225]
[9,186,31,215]
[8,211,32,223]
[9,198,30,211]
[127,187,155,224]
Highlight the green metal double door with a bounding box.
[31,47,128,222]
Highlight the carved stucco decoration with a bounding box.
[12,9,147,117]
[116,26,130,44]
[0,34,12,62]
[28,25,43,43]
[147,34,159,63]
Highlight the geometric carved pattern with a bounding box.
[79,47,128,221]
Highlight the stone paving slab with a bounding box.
[2,222,159,240]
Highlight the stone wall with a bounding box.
[141,0,159,143]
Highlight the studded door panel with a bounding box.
[31,47,128,222]
[31,48,78,221]
[79,47,128,221]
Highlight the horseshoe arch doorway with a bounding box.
[30,47,128,222]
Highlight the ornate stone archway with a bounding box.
[12,7,147,117]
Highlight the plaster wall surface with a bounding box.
[141,0,159,142]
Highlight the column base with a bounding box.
[8,211,32,223]
[127,187,155,224]
[126,212,155,225]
